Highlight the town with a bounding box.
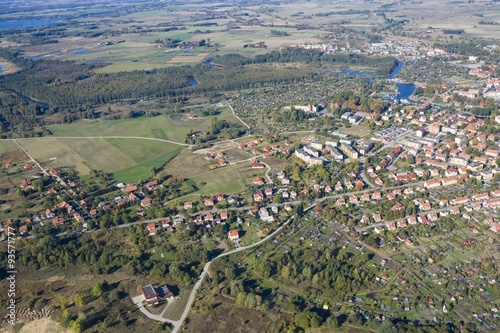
[1,0,500,332]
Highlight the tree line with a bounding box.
[211,47,398,75]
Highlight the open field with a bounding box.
[168,52,209,64]
[112,146,183,183]
[0,59,20,75]
[48,107,241,142]
[183,294,289,333]
[0,140,24,157]
[164,148,266,195]
[188,164,248,195]
[16,137,184,182]
[2,0,497,80]
[162,287,193,321]
[339,124,372,137]
[17,138,92,175]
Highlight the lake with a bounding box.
[0,18,61,30]
[396,83,416,101]
[392,61,416,101]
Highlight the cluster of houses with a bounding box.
[368,108,500,189]
[5,166,168,237]
[375,188,500,234]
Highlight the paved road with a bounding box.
[171,204,324,333]
[172,216,294,332]
[358,158,375,188]
[131,295,173,323]
[129,217,295,332]
[317,181,425,203]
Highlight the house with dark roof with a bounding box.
[141,284,174,305]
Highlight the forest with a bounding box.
[0,48,321,136]
[211,47,399,76]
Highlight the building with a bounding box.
[291,104,318,113]
[359,142,374,155]
[141,284,174,305]
[326,145,344,161]
[441,126,458,135]
[402,140,422,149]
[304,145,320,158]
[228,229,239,241]
[310,141,323,151]
[449,157,468,167]
[339,143,359,159]
[424,179,441,189]
[428,123,441,135]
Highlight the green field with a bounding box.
[48,108,239,142]
[0,140,22,155]
[112,146,183,183]
[16,137,184,182]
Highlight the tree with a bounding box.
[60,297,70,310]
[327,316,339,328]
[378,321,398,333]
[75,295,86,307]
[91,282,105,297]
[70,318,84,333]
[236,292,246,306]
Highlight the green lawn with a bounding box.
[150,249,176,261]
[162,286,193,321]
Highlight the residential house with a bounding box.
[147,223,157,235]
[141,198,151,208]
[228,229,239,240]
[387,222,397,231]
[253,177,265,185]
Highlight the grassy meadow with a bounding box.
[15,137,184,183]
[48,107,239,142]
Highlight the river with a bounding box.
[391,61,416,101]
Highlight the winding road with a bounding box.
[171,216,294,333]
[130,217,294,332]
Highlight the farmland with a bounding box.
[48,107,241,142]
[14,138,183,183]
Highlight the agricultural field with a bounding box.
[15,137,184,183]
[48,106,241,142]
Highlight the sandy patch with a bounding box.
[0,318,69,333]
[46,275,65,283]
